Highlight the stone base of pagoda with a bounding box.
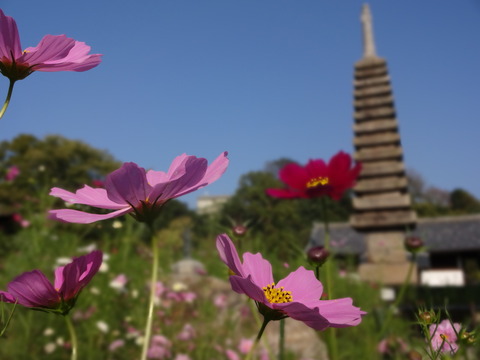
[359,262,417,285]
[358,231,417,285]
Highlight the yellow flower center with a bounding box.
[306,176,329,188]
[262,283,293,304]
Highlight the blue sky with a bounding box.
[1,1,479,208]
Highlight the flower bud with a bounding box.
[405,236,424,253]
[307,246,330,267]
[232,225,247,237]
[419,311,434,325]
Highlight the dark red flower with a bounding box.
[266,151,361,201]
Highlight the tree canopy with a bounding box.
[0,134,121,215]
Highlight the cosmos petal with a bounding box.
[50,186,127,209]
[216,234,245,277]
[5,270,59,308]
[48,208,131,224]
[276,266,323,303]
[229,275,267,304]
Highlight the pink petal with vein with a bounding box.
[0,9,22,59]
[277,267,323,303]
[22,35,74,64]
[229,275,267,304]
[50,186,127,209]
[48,208,131,224]
[57,251,103,301]
[276,302,330,331]
[202,151,229,185]
[105,162,151,206]
[150,156,208,200]
[216,234,245,277]
[241,253,274,288]
[6,270,59,308]
[317,298,366,327]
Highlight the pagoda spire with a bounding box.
[361,3,377,58]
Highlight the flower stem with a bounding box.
[0,302,17,337]
[140,226,159,360]
[0,80,15,120]
[278,318,285,360]
[320,197,338,360]
[379,253,416,337]
[64,316,78,360]
[246,317,271,360]
[247,299,274,359]
[256,317,270,343]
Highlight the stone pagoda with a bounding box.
[349,4,417,284]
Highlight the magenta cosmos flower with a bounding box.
[5,165,20,181]
[0,9,102,82]
[0,251,102,315]
[216,234,365,330]
[429,319,461,354]
[49,152,229,224]
[266,151,361,201]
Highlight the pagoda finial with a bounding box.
[360,3,377,58]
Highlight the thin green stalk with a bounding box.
[246,317,271,360]
[247,299,274,359]
[379,253,416,337]
[0,79,15,120]
[140,226,160,360]
[320,198,338,360]
[0,302,17,337]
[64,316,78,360]
[278,318,285,360]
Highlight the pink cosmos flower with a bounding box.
[0,9,101,82]
[147,335,172,359]
[377,336,408,355]
[225,349,240,360]
[213,293,228,309]
[108,339,125,352]
[49,152,229,224]
[266,151,361,201]
[238,338,254,355]
[109,274,128,292]
[147,345,170,359]
[429,319,461,354]
[155,281,166,298]
[216,234,365,330]
[12,213,30,228]
[174,355,191,360]
[177,323,196,341]
[5,165,20,181]
[0,251,102,315]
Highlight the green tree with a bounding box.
[0,134,121,215]
[450,188,480,214]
